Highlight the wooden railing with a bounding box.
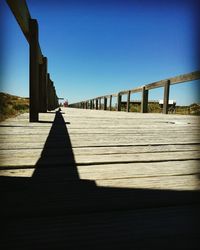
[6,0,59,122]
[69,71,200,114]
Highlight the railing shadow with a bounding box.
[1,110,200,249]
[33,111,78,180]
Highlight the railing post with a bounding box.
[53,86,56,109]
[163,80,170,114]
[109,95,112,111]
[39,57,47,112]
[117,93,121,111]
[50,80,54,110]
[141,86,148,113]
[127,91,131,112]
[49,80,52,110]
[47,73,50,110]
[99,98,101,110]
[43,57,48,112]
[92,99,95,109]
[104,97,107,110]
[96,99,98,110]
[29,19,39,122]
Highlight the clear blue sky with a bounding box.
[1,0,200,105]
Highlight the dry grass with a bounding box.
[0,92,29,122]
[111,102,200,115]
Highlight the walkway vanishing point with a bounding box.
[1,108,200,249]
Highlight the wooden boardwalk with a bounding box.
[1,108,200,249]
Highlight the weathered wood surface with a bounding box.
[0,108,200,248]
[6,0,43,63]
[6,0,31,41]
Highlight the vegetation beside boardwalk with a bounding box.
[0,92,29,122]
[120,102,200,115]
[0,92,199,122]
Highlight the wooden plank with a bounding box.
[6,0,31,41]
[120,87,143,94]
[170,70,200,85]
[144,71,200,90]
[95,175,200,190]
[1,127,200,135]
[0,150,199,167]
[0,144,200,156]
[1,160,199,180]
[6,0,43,64]
[1,140,199,150]
[1,131,199,141]
[1,205,199,249]
[2,205,199,249]
[77,161,200,181]
[130,86,143,93]
[145,79,168,91]
[119,90,129,95]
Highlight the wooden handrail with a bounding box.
[6,0,59,122]
[69,70,200,114]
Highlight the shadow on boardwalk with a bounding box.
[1,111,200,249]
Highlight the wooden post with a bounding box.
[100,98,102,110]
[92,99,94,109]
[117,93,121,111]
[29,19,39,122]
[48,79,54,110]
[53,86,55,109]
[109,95,112,111]
[104,97,107,110]
[96,99,98,110]
[43,57,48,112]
[38,63,43,112]
[141,86,148,113]
[50,80,54,110]
[90,100,93,109]
[39,57,47,112]
[47,73,50,111]
[48,79,51,110]
[163,80,170,114]
[127,91,131,112]
[55,93,58,108]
